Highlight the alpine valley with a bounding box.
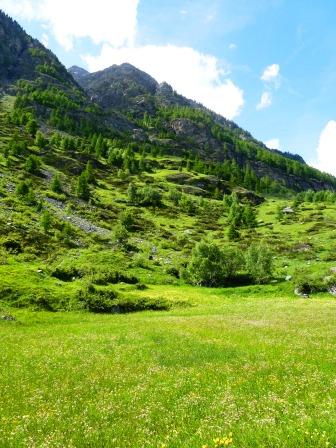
[1,9,336,448]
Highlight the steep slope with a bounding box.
[0,9,334,193]
[0,10,134,135]
[70,63,333,191]
[70,63,305,163]
[0,10,74,87]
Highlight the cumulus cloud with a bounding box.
[1,0,245,119]
[312,121,336,175]
[256,91,272,110]
[41,32,49,48]
[261,63,280,83]
[83,44,244,119]
[0,0,139,51]
[265,138,280,150]
[0,0,34,19]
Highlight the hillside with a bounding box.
[3,9,336,448]
[0,8,335,303]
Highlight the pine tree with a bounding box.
[227,223,240,241]
[25,155,41,174]
[85,160,95,183]
[76,171,90,200]
[243,204,257,228]
[26,118,38,137]
[127,183,138,205]
[51,174,62,193]
[35,131,46,148]
[41,210,52,233]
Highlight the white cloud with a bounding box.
[0,0,34,19]
[2,0,245,120]
[83,44,244,119]
[0,0,139,51]
[228,43,237,51]
[261,63,280,83]
[265,138,280,150]
[256,91,272,110]
[41,32,49,48]
[312,121,336,175]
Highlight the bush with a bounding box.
[119,209,136,231]
[78,284,118,313]
[112,296,171,313]
[293,271,336,295]
[90,271,139,285]
[51,265,83,281]
[245,242,273,283]
[78,284,170,313]
[183,239,242,286]
[114,223,129,246]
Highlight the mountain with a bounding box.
[69,63,331,191]
[70,62,305,162]
[2,9,336,316]
[0,8,334,192]
[0,10,74,87]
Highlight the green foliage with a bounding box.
[84,160,95,183]
[25,117,38,137]
[127,183,162,207]
[24,155,41,174]
[119,209,136,231]
[127,183,138,204]
[34,131,47,148]
[15,181,30,197]
[50,174,62,193]
[227,223,240,241]
[184,239,243,286]
[245,243,273,284]
[76,170,90,200]
[114,223,129,246]
[40,210,52,233]
[77,283,170,313]
[78,283,118,313]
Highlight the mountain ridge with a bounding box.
[69,63,306,165]
[0,8,334,193]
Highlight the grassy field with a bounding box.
[1,285,336,448]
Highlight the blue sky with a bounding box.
[2,0,336,173]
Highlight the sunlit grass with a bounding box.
[1,286,336,447]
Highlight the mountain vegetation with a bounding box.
[1,9,336,447]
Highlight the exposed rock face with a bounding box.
[72,63,159,113]
[68,65,89,81]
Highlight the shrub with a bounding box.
[91,271,139,285]
[119,209,136,231]
[112,296,171,313]
[183,239,242,286]
[2,238,22,254]
[40,210,52,233]
[114,223,129,246]
[293,271,335,295]
[76,170,90,200]
[245,242,273,283]
[51,265,83,281]
[78,284,169,313]
[78,284,118,313]
[16,181,30,197]
[140,185,162,207]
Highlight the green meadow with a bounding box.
[1,286,336,448]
